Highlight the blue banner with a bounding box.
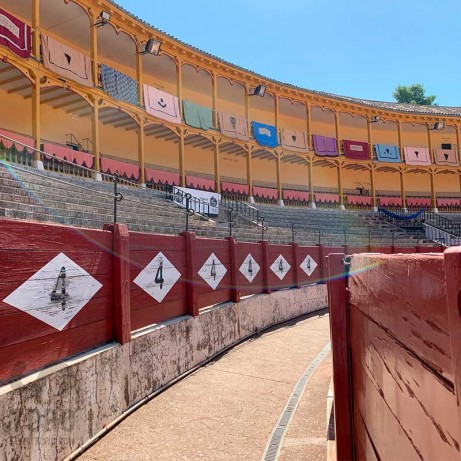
[100,64,139,106]
[379,208,425,220]
[375,144,401,163]
[251,121,279,148]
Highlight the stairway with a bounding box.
[0,162,434,248]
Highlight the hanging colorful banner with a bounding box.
[218,112,249,141]
[41,34,93,87]
[280,128,308,153]
[404,147,431,166]
[143,84,181,124]
[0,8,31,58]
[375,144,401,163]
[343,140,369,160]
[312,134,338,157]
[100,64,138,106]
[182,100,213,130]
[434,149,459,166]
[251,121,279,148]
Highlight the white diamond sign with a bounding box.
[239,253,260,283]
[270,255,291,280]
[198,253,227,290]
[133,251,181,303]
[3,252,102,331]
[300,254,318,277]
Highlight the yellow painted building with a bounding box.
[0,0,460,211]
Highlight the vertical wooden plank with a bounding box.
[113,223,131,344]
[327,253,354,461]
[227,237,240,303]
[260,240,271,294]
[182,231,199,316]
[444,247,461,432]
[291,242,300,288]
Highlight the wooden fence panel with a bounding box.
[266,244,295,291]
[0,220,113,385]
[296,245,322,285]
[129,232,187,331]
[195,237,232,310]
[236,241,264,297]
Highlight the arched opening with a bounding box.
[311,106,335,137]
[40,0,90,52]
[250,91,275,126]
[217,77,245,118]
[375,166,402,206]
[143,52,177,97]
[184,133,215,191]
[144,123,180,190]
[405,168,432,209]
[401,122,428,147]
[370,118,399,148]
[182,64,212,114]
[339,112,368,142]
[281,154,309,206]
[435,170,460,211]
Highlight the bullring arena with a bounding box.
[0,1,461,460]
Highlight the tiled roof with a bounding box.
[107,0,461,118]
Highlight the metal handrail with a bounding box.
[221,196,260,223]
[165,185,211,218]
[65,133,87,153]
[378,207,461,238]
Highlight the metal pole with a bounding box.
[368,228,372,247]
[291,221,296,243]
[318,227,322,246]
[185,193,191,232]
[113,173,123,224]
[343,227,347,246]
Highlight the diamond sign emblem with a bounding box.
[198,253,227,290]
[239,253,260,283]
[270,255,291,280]
[300,255,318,277]
[3,252,102,331]
[134,252,181,303]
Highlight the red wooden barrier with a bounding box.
[327,253,353,461]
[329,251,461,460]
[236,241,264,297]
[130,232,188,330]
[0,220,114,385]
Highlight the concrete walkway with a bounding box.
[79,310,332,461]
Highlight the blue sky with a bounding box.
[117,0,461,106]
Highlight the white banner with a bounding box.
[174,187,220,215]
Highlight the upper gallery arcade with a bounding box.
[0,0,460,211]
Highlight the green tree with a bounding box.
[392,84,437,105]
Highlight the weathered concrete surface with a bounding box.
[79,312,331,461]
[0,284,327,461]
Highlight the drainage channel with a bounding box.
[261,341,332,461]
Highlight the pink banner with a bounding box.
[315,192,340,203]
[253,186,278,200]
[41,34,93,88]
[280,129,308,153]
[347,195,372,206]
[145,168,180,185]
[406,197,431,207]
[42,142,94,168]
[144,85,181,124]
[434,149,459,166]
[378,196,403,207]
[343,140,369,160]
[282,189,309,201]
[0,8,31,58]
[437,198,461,207]
[221,181,249,195]
[218,112,249,141]
[404,147,431,166]
[186,175,215,191]
[101,157,139,181]
[0,128,34,153]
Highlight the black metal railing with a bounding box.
[165,185,211,217]
[221,196,260,223]
[378,208,461,239]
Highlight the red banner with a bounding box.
[0,8,31,58]
[343,140,369,160]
